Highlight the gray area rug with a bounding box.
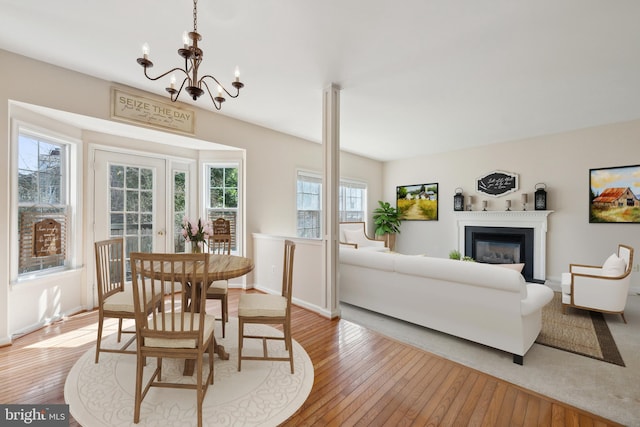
[536,292,624,366]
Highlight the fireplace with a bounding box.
[465,226,535,282]
[454,210,552,282]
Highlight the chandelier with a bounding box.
[136,0,244,110]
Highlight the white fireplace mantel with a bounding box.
[454,210,553,281]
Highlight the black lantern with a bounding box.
[454,188,464,211]
[534,183,547,210]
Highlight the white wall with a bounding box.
[383,119,640,291]
[252,234,328,316]
[0,49,383,341]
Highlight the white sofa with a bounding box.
[339,247,554,364]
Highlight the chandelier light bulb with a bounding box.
[235,66,240,82]
[182,31,189,48]
[142,43,150,59]
[217,85,223,97]
[170,74,176,89]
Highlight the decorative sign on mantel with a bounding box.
[476,170,518,197]
[111,88,195,134]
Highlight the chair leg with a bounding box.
[221,298,226,338]
[209,337,215,385]
[285,322,294,374]
[95,314,104,364]
[238,318,244,372]
[621,312,627,324]
[117,318,124,343]
[197,352,203,427]
[134,350,144,423]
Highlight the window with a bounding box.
[339,180,366,222]
[173,170,187,253]
[296,171,367,238]
[17,131,71,275]
[206,165,239,251]
[297,172,322,238]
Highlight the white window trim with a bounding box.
[10,120,83,284]
[202,160,243,255]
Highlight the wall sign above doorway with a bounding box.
[476,170,519,197]
[111,88,195,134]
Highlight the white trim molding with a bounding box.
[454,211,553,282]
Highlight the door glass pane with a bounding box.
[174,171,187,253]
[109,163,154,277]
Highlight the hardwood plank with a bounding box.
[0,289,625,427]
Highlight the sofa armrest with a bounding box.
[520,284,554,316]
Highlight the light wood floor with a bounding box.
[0,289,621,427]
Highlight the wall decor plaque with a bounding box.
[33,218,62,257]
[476,170,518,197]
[111,88,195,134]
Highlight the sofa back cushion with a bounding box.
[394,255,526,295]
[340,247,396,272]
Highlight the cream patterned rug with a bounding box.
[65,318,313,426]
[535,292,625,366]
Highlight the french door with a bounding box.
[93,150,168,280]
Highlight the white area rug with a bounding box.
[65,318,313,426]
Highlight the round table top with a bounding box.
[207,254,254,281]
[154,253,254,282]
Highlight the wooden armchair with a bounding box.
[561,244,634,323]
[339,222,387,250]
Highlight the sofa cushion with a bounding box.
[494,263,525,273]
[602,253,626,277]
[394,255,526,294]
[339,246,395,271]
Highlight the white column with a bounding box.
[322,84,340,318]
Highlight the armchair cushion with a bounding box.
[343,228,365,245]
[602,253,626,276]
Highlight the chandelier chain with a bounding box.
[193,0,198,32]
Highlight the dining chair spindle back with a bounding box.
[130,252,215,427]
[206,217,232,337]
[94,238,161,363]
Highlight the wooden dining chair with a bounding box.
[130,252,215,427]
[238,239,296,373]
[206,217,232,337]
[94,238,162,363]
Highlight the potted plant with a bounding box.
[449,249,475,262]
[373,201,401,251]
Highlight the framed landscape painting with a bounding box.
[396,183,438,221]
[589,164,640,223]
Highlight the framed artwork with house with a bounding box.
[589,164,640,223]
[396,183,438,221]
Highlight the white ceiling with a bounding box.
[1,0,640,161]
